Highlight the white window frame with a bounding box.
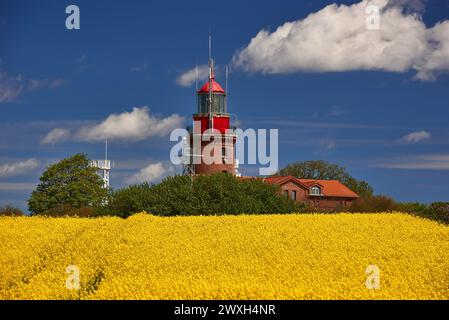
[310,186,321,196]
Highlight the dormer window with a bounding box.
[310,186,321,196]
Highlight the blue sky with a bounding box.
[1,0,449,211]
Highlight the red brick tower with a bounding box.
[183,49,238,176]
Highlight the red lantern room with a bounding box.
[194,62,230,135]
[183,47,239,176]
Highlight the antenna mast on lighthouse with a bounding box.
[208,35,213,128]
[225,65,229,113]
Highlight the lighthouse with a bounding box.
[183,43,239,176]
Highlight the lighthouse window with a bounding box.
[198,95,208,114]
[198,94,226,114]
[218,95,225,113]
[212,95,225,114]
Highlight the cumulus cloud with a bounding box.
[176,65,209,87]
[43,107,184,144]
[0,159,39,178]
[400,130,431,143]
[232,0,449,80]
[383,0,427,14]
[127,162,174,184]
[0,71,24,104]
[415,21,449,80]
[76,107,183,142]
[41,128,71,144]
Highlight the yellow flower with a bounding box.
[0,213,448,300]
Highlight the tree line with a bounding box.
[0,154,447,224]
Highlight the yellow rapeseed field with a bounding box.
[0,213,448,300]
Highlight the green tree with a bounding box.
[277,160,374,198]
[107,173,302,217]
[28,154,108,215]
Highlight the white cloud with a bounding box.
[28,78,67,90]
[329,106,347,117]
[232,0,449,80]
[130,63,148,72]
[383,0,427,14]
[400,130,431,143]
[176,65,209,87]
[375,154,449,170]
[0,69,67,104]
[76,107,183,142]
[43,107,184,143]
[320,139,337,150]
[415,21,449,80]
[0,159,39,178]
[41,128,71,144]
[127,162,173,184]
[0,71,24,104]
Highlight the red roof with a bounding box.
[263,176,359,198]
[198,78,225,94]
[299,179,358,198]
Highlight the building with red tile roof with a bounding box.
[262,176,359,211]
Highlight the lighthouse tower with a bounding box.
[183,44,239,176]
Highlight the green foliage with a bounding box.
[394,202,449,225]
[0,205,24,216]
[348,195,397,213]
[422,202,449,224]
[107,173,302,217]
[344,178,373,198]
[100,182,156,217]
[395,202,428,214]
[28,154,108,216]
[277,160,374,197]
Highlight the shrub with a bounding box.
[42,204,95,217]
[0,205,24,216]
[348,195,397,213]
[104,182,156,218]
[108,173,302,217]
[395,202,427,214]
[423,202,449,224]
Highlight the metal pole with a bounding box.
[105,140,108,162]
[208,36,213,128]
[225,66,229,113]
[195,64,198,91]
